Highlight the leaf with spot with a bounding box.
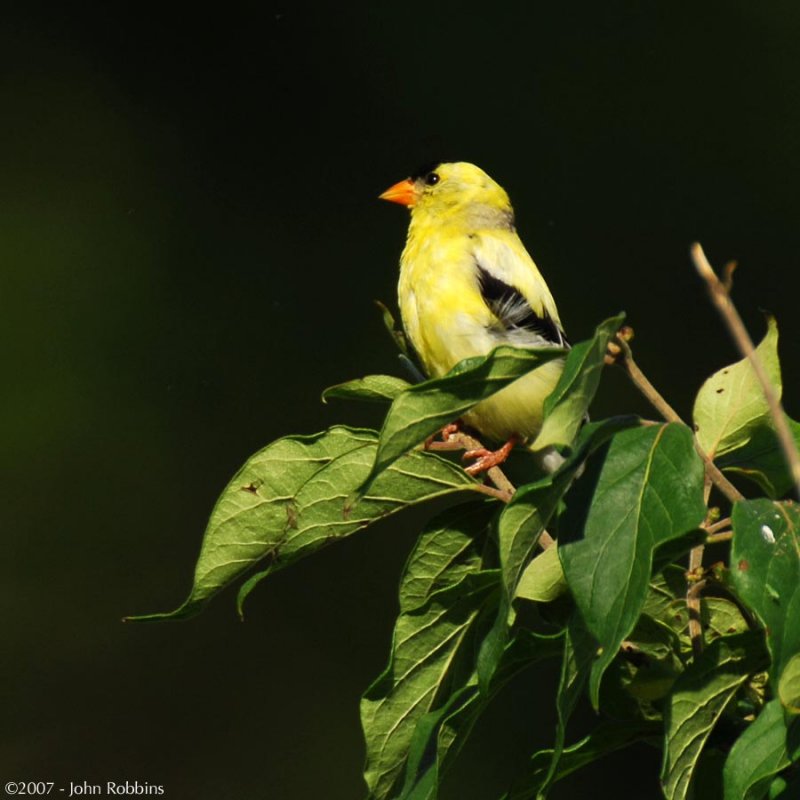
[723,699,796,800]
[533,313,625,451]
[128,427,478,621]
[361,344,567,489]
[322,374,412,404]
[693,316,781,460]
[661,631,768,800]
[731,499,800,703]
[559,423,707,707]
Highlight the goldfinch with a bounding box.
[380,161,567,473]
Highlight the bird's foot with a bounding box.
[463,436,519,476]
[425,421,462,450]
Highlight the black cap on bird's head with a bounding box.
[410,161,449,181]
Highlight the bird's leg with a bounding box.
[425,420,462,450]
[463,435,520,476]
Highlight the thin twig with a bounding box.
[686,570,707,659]
[471,484,513,503]
[706,516,731,535]
[687,543,706,657]
[427,430,555,547]
[692,242,800,500]
[706,530,733,544]
[615,336,744,503]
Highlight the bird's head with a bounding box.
[379,162,513,228]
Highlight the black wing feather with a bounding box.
[476,264,567,347]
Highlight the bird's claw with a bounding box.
[425,421,462,449]
[462,437,518,476]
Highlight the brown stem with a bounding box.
[692,243,800,500]
[686,571,707,659]
[706,530,733,544]
[615,336,744,503]
[706,516,731,535]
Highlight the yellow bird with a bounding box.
[379,161,567,473]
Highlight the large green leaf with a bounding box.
[322,374,411,404]
[399,502,497,614]
[533,313,625,450]
[559,423,707,706]
[717,416,800,499]
[360,502,496,800]
[536,613,597,798]
[128,427,479,621]
[504,720,660,800]
[731,499,800,698]
[362,345,566,489]
[693,316,781,460]
[499,416,640,604]
[661,631,767,800]
[723,699,792,800]
[397,631,563,800]
[361,570,499,800]
[479,417,640,689]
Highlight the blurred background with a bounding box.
[3,2,800,797]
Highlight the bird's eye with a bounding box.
[424,172,440,186]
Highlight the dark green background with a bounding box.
[4,2,799,797]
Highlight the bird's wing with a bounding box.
[471,232,568,348]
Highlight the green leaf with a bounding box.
[363,502,498,800]
[731,499,800,693]
[397,630,563,800]
[127,426,374,620]
[622,613,684,702]
[723,699,792,800]
[533,313,625,450]
[322,374,411,404]
[499,416,640,604]
[478,417,639,690]
[662,631,768,800]
[400,502,497,613]
[361,570,499,800]
[778,653,800,715]
[717,416,800,499]
[693,316,781,459]
[703,597,750,642]
[515,544,567,604]
[559,423,707,707]
[128,427,479,621]
[537,613,597,797]
[363,345,567,489]
[504,720,661,800]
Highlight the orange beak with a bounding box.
[379,178,418,207]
